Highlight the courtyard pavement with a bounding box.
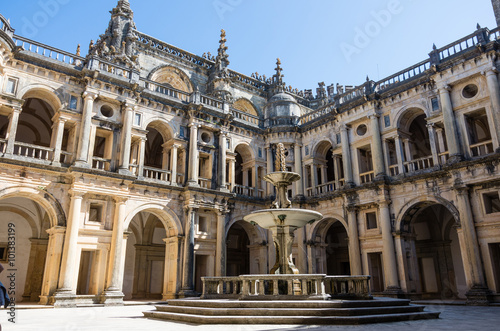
[0,303,499,331]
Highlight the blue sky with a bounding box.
[1,0,496,93]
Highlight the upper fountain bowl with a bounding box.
[264,172,301,186]
[243,208,323,229]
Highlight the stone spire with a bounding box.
[214,29,230,76]
[270,58,286,95]
[88,0,138,68]
[493,0,500,26]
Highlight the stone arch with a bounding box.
[233,98,259,117]
[234,143,255,161]
[18,85,63,112]
[394,104,429,133]
[124,203,183,237]
[0,205,39,238]
[148,65,194,93]
[312,140,334,158]
[396,195,460,233]
[226,217,267,244]
[309,215,347,242]
[0,186,66,227]
[143,118,175,141]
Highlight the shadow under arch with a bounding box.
[18,85,64,112]
[148,65,194,93]
[124,203,183,236]
[0,186,66,227]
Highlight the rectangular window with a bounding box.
[69,95,78,110]
[89,204,103,223]
[384,115,391,128]
[258,148,263,158]
[366,212,378,229]
[134,113,142,126]
[337,134,341,144]
[305,146,310,156]
[6,78,16,94]
[484,192,500,214]
[431,97,440,111]
[198,216,208,233]
[180,126,186,138]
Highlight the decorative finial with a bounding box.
[214,28,230,70]
[76,44,81,56]
[432,43,437,50]
[477,23,481,30]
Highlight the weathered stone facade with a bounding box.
[0,1,499,307]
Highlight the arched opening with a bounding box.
[143,121,180,184]
[233,144,255,196]
[123,210,178,300]
[307,141,344,196]
[150,66,194,94]
[325,221,350,275]
[233,99,259,117]
[226,221,250,276]
[400,202,466,299]
[0,197,52,303]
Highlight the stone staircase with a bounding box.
[143,297,440,325]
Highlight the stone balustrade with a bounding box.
[201,274,371,301]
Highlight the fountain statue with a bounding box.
[243,143,323,274]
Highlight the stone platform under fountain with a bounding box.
[143,144,440,324]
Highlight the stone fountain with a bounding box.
[243,143,322,275]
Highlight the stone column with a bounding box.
[215,211,226,276]
[75,92,98,167]
[228,158,236,193]
[170,144,179,186]
[340,125,354,187]
[218,132,229,191]
[5,106,21,155]
[294,144,304,196]
[102,197,128,305]
[311,164,318,195]
[394,135,405,174]
[118,102,134,174]
[137,137,146,179]
[438,85,462,161]
[369,114,386,179]
[426,123,440,166]
[436,128,446,154]
[333,154,341,189]
[187,123,200,187]
[51,116,67,165]
[484,69,500,151]
[266,147,273,196]
[454,185,492,304]
[54,191,84,307]
[179,207,197,297]
[379,201,401,294]
[347,206,362,275]
[40,227,65,305]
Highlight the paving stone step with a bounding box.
[156,304,426,316]
[166,298,411,309]
[143,310,441,325]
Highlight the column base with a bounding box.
[186,180,200,188]
[383,286,404,298]
[465,286,493,306]
[446,154,463,165]
[100,290,125,306]
[218,187,230,193]
[73,161,91,169]
[118,168,132,176]
[52,290,78,308]
[177,288,198,298]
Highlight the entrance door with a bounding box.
[368,253,384,292]
[195,255,209,293]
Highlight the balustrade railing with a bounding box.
[142,79,190,103]
[14,142,52,161]
[98,60,131,79]
[198,177,211,189]
[470,140,494,157]
[92,156,111,171]
[359,171,374,184]
[13,35,84,65]
[233,184,255,196]
[375,60,430,91]
[0,139,6,154]
[439,151,449,165]
[299,106,334,125]
[201,274,371,300]
[404,155,434,173]
[389,164,400,177]
[200,95,223,109]
[231,108,260,126]
[143,166,171,182]
[437,33,480,62]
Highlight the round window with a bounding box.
[462,84,478,99]
[201,132,211,143]
[356,124,368,136]
[100,105,114,118]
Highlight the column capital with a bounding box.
[122,101,137,111]
[46,226,66,236]
[454,184,470,195]
[368,113,380,120]
[426,122,436,129]
[69,190,86,199]
[339,123,350,132]
[378,200,391,208]
[484,67,499,76]
[113,196,128,204]
[346,205,358,213]
[11,106,22,113]
[438,84,452,93]
[82,91,99,101]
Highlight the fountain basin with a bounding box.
[244,208,323,229]
[264,172,301,186]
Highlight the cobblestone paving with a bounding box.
[0,304,499,331]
